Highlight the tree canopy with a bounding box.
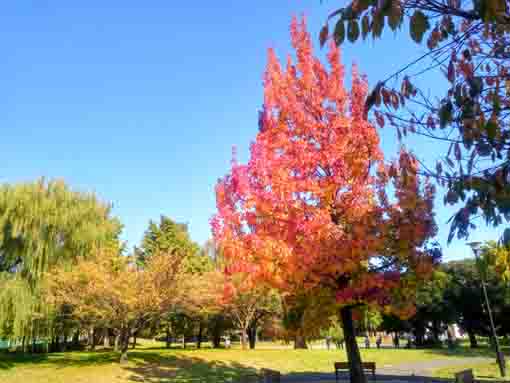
[323,0,510,241]
[0,179,121,342]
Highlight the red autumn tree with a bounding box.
[212,17,438,383]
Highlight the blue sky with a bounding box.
[1,1,501,260]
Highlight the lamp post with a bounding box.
[467,242,506,377]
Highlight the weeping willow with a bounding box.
[0,178,121,344]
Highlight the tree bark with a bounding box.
[114,333,121,352]
[104,328,110,348]
[247,326,257,349]
[240,328,249,350]
[467,329,478,348]
[197,322,203,349]
[89,328,96,351]
[131,331,137,349]
[294,332,308,349]
[72,329,80,349]
[340,306,367,383]
[166,324,171,349]
[120,329,130,364]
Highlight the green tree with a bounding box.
[442,257,510,347]
[323,0,510,241]
[0,178,121,346]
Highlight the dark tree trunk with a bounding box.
[414,324,425,347]
[197,322,203,349]
[294,313,308,349]
[114,333,121,352]
[431,320,441,343]
[132,332,137,349]
[166,324,171,349]
[212,331,221,348]
[72,329,80,349]
[248,326,257,349]
[21,335,26,354]
[468,329,478,348]
[294,333,308,349]
[340,306,367,383]
[55,335,60,352]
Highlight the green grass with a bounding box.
[434,360,510,381]
[0,340,505,383]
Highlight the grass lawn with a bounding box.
[434,360,510,381]
[0,340,506,383]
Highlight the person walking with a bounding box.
[365,335,370,349]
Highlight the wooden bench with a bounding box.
[334,362,376,382]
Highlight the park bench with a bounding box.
[455,369,474,383]
[334,362,376,382]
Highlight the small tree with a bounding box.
[47,247,182,363]
[222,273,280,350]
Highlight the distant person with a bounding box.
[325,336,331,350]
[365,336,370,349]
[393,335,400,348]
[225,336,231,349]
[376,335,382,349]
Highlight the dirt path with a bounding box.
[282,357,492,382]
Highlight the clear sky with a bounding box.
[1,1,502,260]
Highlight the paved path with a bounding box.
[281,357,492,383]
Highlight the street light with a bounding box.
[467,242,506,377]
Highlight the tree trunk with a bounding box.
[62,332,68,352]
[119,329,130,364]
[131,332,137,349]
[166,324,171,349]
[294,332,308,349]
[103,328,110,348]
[114,333,121,352]
[55,334,60,352]
[89,328,96,351]
[182,336,186,349]
[240,328,249,350]
[468,329,478,348]
[21,335,26,354]
[340,306,367,383]
[197,322,203,349]
[248,326,257,349]
[72,329,80,349]
[212,331,221,348]
[431,320,441,343]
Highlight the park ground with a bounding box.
[0,340,509,383]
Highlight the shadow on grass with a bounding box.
[0,349,118,370]
[125,353,259,383]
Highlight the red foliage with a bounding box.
[212,17,437,316]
